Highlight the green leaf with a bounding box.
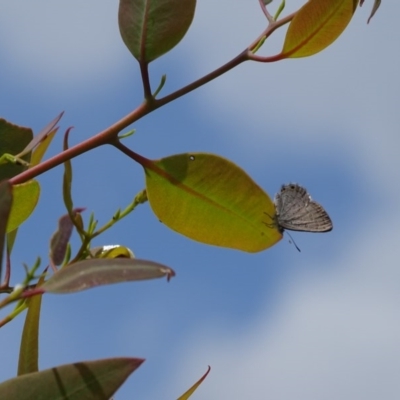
[0,119,33,180]
[42,258,175,294]
[6,228,18,256]
[119,0,196,63]
[0,180,13,278]
[177,366,211,400]
[7,180,40,233]
[0,357,144,400]
[18,273,46,376]
[144,153,282,252]
[281,0,358,58]
[62,128,74,214]
[30,128,57,167]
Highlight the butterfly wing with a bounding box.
[275,184,333,232]
[275,184,309,219]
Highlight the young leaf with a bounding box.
[30,128,58,167]
[90,244,135,259]
[177,366,211,400]
[18,272,47,376]
[119,0,196,63]
[62,128,74,214]
[281,0,358,58]
[0,119,33,180]
[144,153,282,252]
[42,258,175,294]
[6,181,40,233]
[0,180,13,279]
[17,112,64,159]
[49,209,85,266]
[360,0,381,23]
[0,357,144,399]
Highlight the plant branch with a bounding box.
[9,102,151,185]
[155,50,249,107]
[248,10,296,54]
[9,14,295,186]
[140,61,152,100]
[259,0,275,23]
[111,139,154,168]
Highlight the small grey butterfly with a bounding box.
[274,183,333,233]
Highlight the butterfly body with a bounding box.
[274,184,333,233]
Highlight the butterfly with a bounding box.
[274,183,333,233]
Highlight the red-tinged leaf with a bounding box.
[18,112,64,159]
[49,215,74,266]
[50,209,85,266]
[7,180,40,233]
[42,258,175,294]
[0,119,33,180]
[144,153,282,252]
[281,0,358,58]
[177,366,211,400]
[0,180,13,277]
[119,0,196,63]
[0,357,144,400]
[18,272,47,376]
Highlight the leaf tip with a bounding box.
[165,268,176,282]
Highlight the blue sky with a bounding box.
[1,1,400,399]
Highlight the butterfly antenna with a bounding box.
[286,231,301,252]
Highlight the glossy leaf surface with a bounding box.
[7,180,40,232]
[145,153,282,252]
[0,357,143,399]
[42,258,175,294]
[281,0,357,58]
[119,0,196,63]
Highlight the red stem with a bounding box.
[19,287,45,298]
[9,101,150,185]
[9,11,295,185]
[140,60,152,99]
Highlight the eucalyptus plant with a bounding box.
[0,0,379,398]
